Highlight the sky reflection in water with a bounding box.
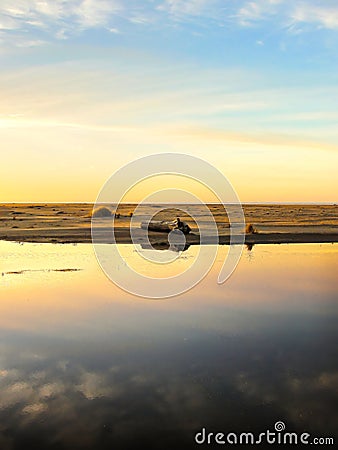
[0,241,337,449]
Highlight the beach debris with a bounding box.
[245,223,258,234]
[2,268,82,275]
[91,207,112,218]
[141,217,191,234]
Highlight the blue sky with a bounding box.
[1,0,338,202]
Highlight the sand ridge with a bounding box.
[0,203,337,245]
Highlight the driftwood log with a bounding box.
[141,217,191,235]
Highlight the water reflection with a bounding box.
[0,241,337,449]
[140,242,190,252]
[246,242,255,251]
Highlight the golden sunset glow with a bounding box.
[1,1,337,203]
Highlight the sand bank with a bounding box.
[1,203,337,245]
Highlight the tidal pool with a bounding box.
[0,241,337,449]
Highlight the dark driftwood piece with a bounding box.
[141,217,191,234]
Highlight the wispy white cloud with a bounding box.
[0,0,121,46]
[0,0,338,49]
[0,14,21,30]
[128,14,154,25]
[236,0,338,30]
[158,0,212,17]
[107,26,120,34]
[72,0,121,28]
[0,0,121,28]
[157,0,338,31]
[237,1,267,26]
[15,39,46,48]
[291,2,338,30]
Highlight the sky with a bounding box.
[0,0,338,203]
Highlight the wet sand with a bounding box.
[0,203,337,245]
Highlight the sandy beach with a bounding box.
[1,203,337,246]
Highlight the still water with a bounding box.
[0,241,337,449]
